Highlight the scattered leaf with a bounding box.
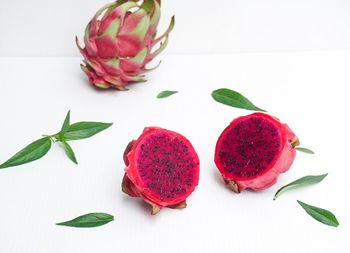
[56,213,114,228]
[274,174,328,200]
[211,88,266,111]
[297,200,339,227]
[157,90,178,99]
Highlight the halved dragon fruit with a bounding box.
[122,127,200,214]
[214,113,299,192]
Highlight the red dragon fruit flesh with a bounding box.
[122,127,200,214]
[214,113,299,193]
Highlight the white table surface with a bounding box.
[0,51,349,252]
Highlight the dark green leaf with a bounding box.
[62,141,77,164]
[56,213,114,228]
[274,174,328,200]
[157,90,178,99]
[60,110,71,134]
[297,200,339,227]
[211,88,266,112]
[0,137,52,169]
[61,122,113,141]
[295,147,315,154]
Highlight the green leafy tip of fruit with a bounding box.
[0,110,113,169]
[56,212,114,228]
[211,88,266,112]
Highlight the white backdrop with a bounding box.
[1,0,350,57]
[1,1,350,252]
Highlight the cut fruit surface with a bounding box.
[122,127,200,214]
[214,113,298,192]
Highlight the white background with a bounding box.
[1,0,350,253]
[1,52,350,252]
[0,0,350,56]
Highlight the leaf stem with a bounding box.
[42,133,60,142]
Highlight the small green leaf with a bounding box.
[297,200,339,227]
[211,88,266,112]
[157,90,178,99]
[0,137,52,169]
[56,213,114,228]
[295,147,315,154]
[60,110,71,134]
[61,141,77,164]
[274,174,328,200]
[61,122,113,141]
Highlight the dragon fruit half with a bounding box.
[76,0,174,90]
[214,113,299,192]
[122,127,200,215]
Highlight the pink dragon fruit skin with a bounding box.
[76,0,174,90]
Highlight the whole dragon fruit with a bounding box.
[76,0,174,90]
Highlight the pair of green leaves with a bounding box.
[157,88,267,105]
[158,88,267,106]
[158,88,259,103]
[0,110,113,169]
[57,212,114,228]
[157,88,267,111]
[274,173,339,227]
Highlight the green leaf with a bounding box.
[61,141,78,164]
[60,110,71,134]
[211,88,266,112]
[0,137,52,169]
[297,200,339,227]
[56,213,114,228]
[157,90,178,99]
[61,122,113,141]
[295,147,315,154]
[274,174,328,200]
